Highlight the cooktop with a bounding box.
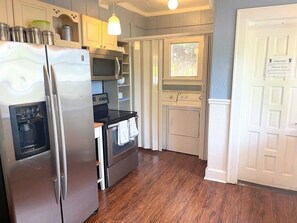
[92,93,137,125]
[93,109,137,125]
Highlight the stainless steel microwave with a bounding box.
[88,48,123,81]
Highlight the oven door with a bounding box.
[106,121,138,167]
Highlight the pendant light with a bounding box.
[168,0,178,10]
[108,2,121,35]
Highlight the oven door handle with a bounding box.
[107,116,138,129]
[108,123,118,129]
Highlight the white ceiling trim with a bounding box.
[98,0,109,9]
[121,28,214,42]
[118,2,211,17]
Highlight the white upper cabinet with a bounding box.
[13,0,51,27]
[81,14,102,48]
[0,0,14,26]
[12,0,82,48]
[82,15,117,50]
[101,21,117,50]
[7,0,116,50]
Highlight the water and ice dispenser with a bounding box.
[9,102,50,160]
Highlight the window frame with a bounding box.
[163,36,205,85]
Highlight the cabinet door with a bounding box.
[13,0,51,27]
[0,0,14,26]
[81,15,102,48]
[101,21,117,50]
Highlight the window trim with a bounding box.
[163,36,205,85]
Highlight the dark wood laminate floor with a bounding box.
[85,149,297,223]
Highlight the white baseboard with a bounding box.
[205,98,231,184]
[204,167,227,183]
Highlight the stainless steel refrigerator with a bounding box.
[0,41,98,223]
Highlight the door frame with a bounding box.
[227,3,297,184]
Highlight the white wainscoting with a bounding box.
[204,98,231,183]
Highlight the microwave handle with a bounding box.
[115,57,121,78]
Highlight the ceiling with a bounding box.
[99,0,214,17]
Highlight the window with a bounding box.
[164,36,205,85]
[170,43,199,77]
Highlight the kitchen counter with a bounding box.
[94,122,104,128]
[93,122,105,190]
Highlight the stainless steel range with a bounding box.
[93,93,138,187]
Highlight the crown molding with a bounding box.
[118,2,212,17]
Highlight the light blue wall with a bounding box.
[211,0,297,99]
[91,81,103,95]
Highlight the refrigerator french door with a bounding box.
[0,41,98,223]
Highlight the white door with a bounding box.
[238,25,297,190]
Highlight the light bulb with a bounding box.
[108,13,121,35]
[168,0,178,10]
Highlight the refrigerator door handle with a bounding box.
[51,65,68,200]
[43,65,61,205]
[115,57,120,78]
